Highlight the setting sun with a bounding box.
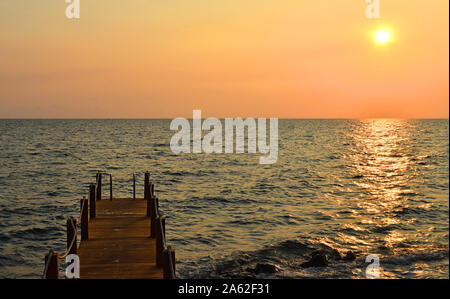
[375,29,391,44]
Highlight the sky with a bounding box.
[0,0,448,118]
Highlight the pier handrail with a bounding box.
[60,217,77,259]
[42,195,85,278]
[166,245,176,278]
[42,172,99,279]
[146,173,176,279]
[156,202,176,279]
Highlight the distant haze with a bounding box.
[0,0,448,118]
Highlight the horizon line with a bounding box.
[0,117,448,120]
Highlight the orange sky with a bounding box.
[0,0,448,118]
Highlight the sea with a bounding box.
[0,119,448,279]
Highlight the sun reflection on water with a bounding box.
[348,119,415,253]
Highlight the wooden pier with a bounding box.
[42,172,175,279]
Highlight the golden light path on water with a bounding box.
[347,119,416,276]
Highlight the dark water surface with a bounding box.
[0,119,448,278]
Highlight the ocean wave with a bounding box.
[9,226,61,241]
[177,237,449,279]
[382,247,449,265]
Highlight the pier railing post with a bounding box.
[153,215,166,246]
[163,248,176,279]
[110,174,112,201]
[155,217,161,266]
[151,184,156,213]
[96,172,102,201]
[150,198,156,238]
[156,216,166,267]
[133,173,136,200]
[89,184,96,219]
[44,251,59,279]
[144,172,149,193]
[171,248,176,274]
[149,183,157,238]
[145,172,150,217]
[162,215,166,237]
[162,249,169,277]
[67,217,77,255]
[80,197,88,240]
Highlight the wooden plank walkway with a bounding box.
[78,198,163,279]
[42,172,176,279]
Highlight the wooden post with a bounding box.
[44,251,59,279]
[162,248,169,277]
[80,197,88,240]
[145,185,150,216]
[66,217,77,255]
[162,216,166,237]
[152,212,165,238]
[151,193,156,217]
[145,172,150,195]
[155,216,165,267]
[155,217,161,266]
[145,173,150,217]
[89,184,96,219]
[97,172,102,201]
[150,196,156,238]
[163,248,176,279]
[133,173,136,200]
[171,248,176,274]
[148,181,157,238]
[110,174,113,201]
